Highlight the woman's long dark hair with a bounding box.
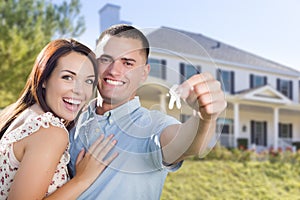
[0,39,98,138]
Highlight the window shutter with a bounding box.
[250,120,254,144]
[216,69,222,81]
[276,78,280,91]
[161,60,166,80]
[250,74,254,88]
[197,65,201,74]
[230,71,235,94]
[289,123,293,138]
[180,63,185,83]
[289,81,293,100]
[263,121,267,146]
[264,76,267,85]
[278,123,282,138]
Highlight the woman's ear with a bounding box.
[42,82,46,89]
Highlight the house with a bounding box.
[99,4,300,151]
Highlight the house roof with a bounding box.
[146,27,300,77]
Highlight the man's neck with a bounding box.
[96,100,129,115]
[95,95,137,115]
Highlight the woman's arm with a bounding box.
[45,134,117,200]
[8,126,117,200]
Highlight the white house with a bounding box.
[99,4,300,151]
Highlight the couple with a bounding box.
[0,24,226,199]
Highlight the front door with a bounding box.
[251,121,267,146]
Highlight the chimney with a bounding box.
[99,4,121,32]
[99,4,131,33]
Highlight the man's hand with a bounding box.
[178,72,227,121]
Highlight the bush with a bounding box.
[237,138,248,149]
[197,145,300,164]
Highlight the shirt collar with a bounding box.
[87,96,141,121]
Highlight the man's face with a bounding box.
[96,36,150,107]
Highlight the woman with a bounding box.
[0,39,118,199]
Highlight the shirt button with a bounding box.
[95,128,100,133]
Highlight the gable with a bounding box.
[238,85,291,104]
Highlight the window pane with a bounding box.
[148,58,162,78]
[253,75,264,87]
[279,79,290,97]
[280,123,292,138]
[180,63,200,83]
[220,70,231,93]
[185,64,198,79]
[217,118,233,134]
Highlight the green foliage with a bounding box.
[0,0,85,108]
[161,160,300,200]
[195,144,300,164]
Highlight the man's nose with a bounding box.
[108,59,125,75]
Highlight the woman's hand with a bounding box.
[74,134,118,185]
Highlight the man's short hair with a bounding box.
[97,24,150,59]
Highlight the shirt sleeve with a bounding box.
[149,111,182,172]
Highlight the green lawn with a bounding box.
[161,160,300,200]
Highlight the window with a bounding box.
[179,63,201,83]
[279,123,292,139]
[250,74,267,88]
[148,58,166,79]
[217,118,233,134]
[217,69,234,94]
[217,118,234,147]
[277,79,293,99]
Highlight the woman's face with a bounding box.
[43,51,95,121]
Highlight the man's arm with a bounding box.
[160,72,227,164]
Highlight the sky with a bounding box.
[63,0,300,71]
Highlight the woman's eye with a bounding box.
[62,75,72,81]
[86,79,94,84]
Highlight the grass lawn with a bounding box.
[161,160,300,200]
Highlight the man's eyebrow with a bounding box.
[120,57,136,62]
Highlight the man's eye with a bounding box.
[124,62,134,67]
[62,75,72,81]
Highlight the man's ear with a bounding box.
[141,64,150,82]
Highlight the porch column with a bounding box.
[159,93,167,112]
[234,103,239,148]
[273,107,279,150]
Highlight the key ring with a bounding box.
[167,84,181,109]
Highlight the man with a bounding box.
[69,24,226,199]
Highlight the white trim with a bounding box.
[237,85,292,105]
[234,103,239,147]
[273,107,279,150]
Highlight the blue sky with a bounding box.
[65,0,300,71]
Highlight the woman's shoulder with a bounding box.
[31,112,65,129]
[1,111,68,144]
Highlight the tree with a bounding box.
[0,0,85,108]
